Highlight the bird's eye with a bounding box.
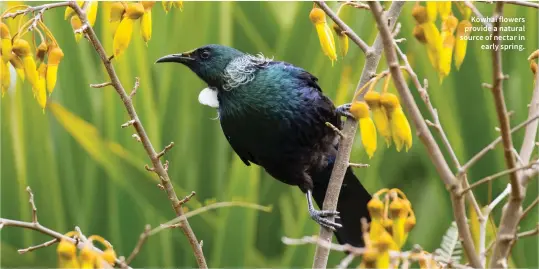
[201,51,210,59]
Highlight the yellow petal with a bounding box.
[36,63,47,109]
[109,2,126,22]
[9,53,25,81]
[422,22,441,71]
[1,61,10,96]
[437,1,452,21]
[113,18,134,58]
[390,107,412,152]
[359,117,377,159]
[22,55,38,87]
[57,239,80,269]
[455,2,472,20]
[439,32,455,81]
[87,1,99,27]
[338,33,348,58]
[126,2,145,19]
[46,65,58,94]
[70,16,83,42]
[365,91,391,147]
[80,245,98,269]
[454,20,472,70]
[314,23,337,63]
[426,2,437,22]
[1,39,12,63]
[141,10,152,44]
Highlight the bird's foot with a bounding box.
[309,208,342,231]
[336,103,355,119]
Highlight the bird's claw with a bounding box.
[309,209,342,231]
[336,103,355,119]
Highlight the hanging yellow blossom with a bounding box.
[9,53,25,81]
[332,4,349,58]
[439,15,457,82]
[364,91,391,147]
[380,93,412,152]
[35,41,48,63]
[35,63,47,110]
[0,22,12,63]
[141,2,155,44]
[309,7,338,64]
[80,244,98,269]
[426,1,437,22]
[64,1,84,20]
[454,20,472,70]
[86,1,99,27]
[57,232,80,269]
[70,15,83,42]
[0,61,9,96]
[350,101,377,158]
[162,1,173,13]
[438,1,452,21]
[113,18,134,58]
[12,39,38,88]
[46,46,64,94]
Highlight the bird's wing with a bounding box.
[224,134,253,166]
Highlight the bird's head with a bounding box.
[156,44,244,88]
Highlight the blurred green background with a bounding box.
[1,1,537,268]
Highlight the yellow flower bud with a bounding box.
[365,91,391,147]
[87,1,99,27]
[412,5,428,24]
[36,42,48,63]
[367,197,384,218]
[454,20,472,70]
[0,22,12,63]
[110,2,126,23]
[141,10,152,44]
[12,38,31,57]
[9,53,25,81]
[113,18,134,58]
[57,239,80,269]
[426,2,437,22]
[437,1,452,21]
[126,2,145,19]
[1,61,10,96]
[413,25,427,44]
[442,15,458,34]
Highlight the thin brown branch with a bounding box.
[156,142,175,159]
[489,3,527,267]
[315,1,370,54]
[121,120,136,128]
[482,0,539,9]
[516,224,539,238]
[1,2,70,19]
[460,161,539,195]
[125,224,151,265]
[459,114,539,175]
[178,191,196,207]
[520,70,539,182]
[67,3,208,268]
[26,187,38,223]
[367,2,482,268]
[312,2,405,268]
[149,201,272,236]
[336,253,355,269]
[520,197,539,222]
[90,82,113,88]
[325,122,345,139]
[464,1,492,28]
[18,238,59,254]
[348,163,369,168]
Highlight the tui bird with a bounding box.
[156,44,371,247]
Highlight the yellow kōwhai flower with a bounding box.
[439,28,455,82]
[364,91,391,147]
[162,1,173,13]
[309,7,337,64]
[350,101,377,158]
[423,22,441,71]
[141,10,152,44]
[113,18,134,58]
[380,93,412,152]
[86,1,99,27]
[57,232,80,269]
[0,22,12,63]
[109,1,126,35]
[173,1,184,11]
[389,198,410,249]
[367,197,385,240]
[438,1,452,20]
[35,41,48,63]
[454,20,472,70]
[46,46,64,94]
[64,1,84,20]
[374,232,393,268]
[12,39,38,89]
[9,53,25,81]
[126,2,145,19]
[70,15,83,42]
[333,24,348,58]
[426,2,437,22]
[36,63,47,110]
[80,244,98,269]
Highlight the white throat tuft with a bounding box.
[198,87,219,108]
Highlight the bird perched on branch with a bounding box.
[156,44,371,247]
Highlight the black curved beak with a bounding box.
[155,53,194,64]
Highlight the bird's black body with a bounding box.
[156,45,371,247]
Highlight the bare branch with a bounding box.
[67,3,208,267]
[520,197,539,222]
[367,2,481,267]
[312,3,405,268]
[315,1,370,54]
[520,69,539,182]
[325,122,345,139]
[336,254,355,269]
[460,161,539,195]
[348,163,369,168]
[464,1,492,28]
[177,191,196,208]
[1,2,71,19]
[156,142,175,159]
[18,238,59,254]
[125,225,151,265]
[516,224,539,238]
[121,120,136,128]
[26,187,38,223]
[150,201,272,236]
[90,82,113,88]
[481,0,539,9]
[130,77,140,99]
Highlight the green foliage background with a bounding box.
[1,1,537,268]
